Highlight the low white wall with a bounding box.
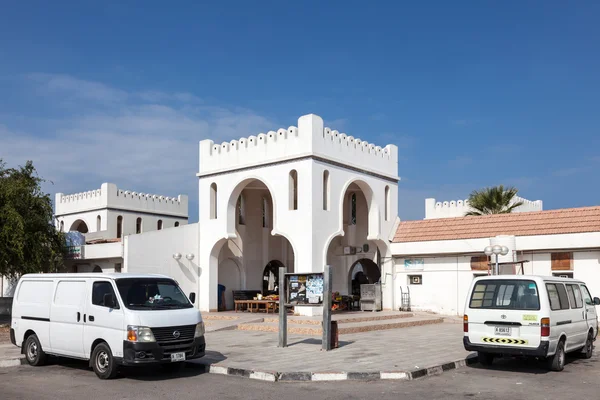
[124,223,199,304]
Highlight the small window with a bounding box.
[262,197,269,228]
[567,284,583,308]
[350,193,357,225]
[323,170,330,211]
[210,183,217,219]
[114,263,122,273]
[581,285,594,306]
[384,185,390,221]
[60,221,64,232]
[408,275,422,285]
[546,283,570,310]
[92,281,119,309]
[174,221,180,227]
[157,220,163,230]
[289,170,298,210]
[237,195,246,225]
[136,217,142,234]
[117,216,123,238]
[96,215,101,231]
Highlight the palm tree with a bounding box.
[465,185,524,216]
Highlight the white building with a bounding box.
[392,201,600,315]
[124,113,400,316]
[54,183,188,274]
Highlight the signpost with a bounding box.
[278,265,333,351]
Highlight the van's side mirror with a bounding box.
[103,293,117,309]
[189,292,196,304]
[594,297,600,306]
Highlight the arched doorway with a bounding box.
[92,265,102,273]
[348,258,381,296]
[218,258,242,311]
[70,219,89,233]
[215,178,295,311]
[263,260,286,295]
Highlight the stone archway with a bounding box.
[262,260,286,296]
[70,219,89,234]
[348,258,381,296]
[218,258,242,311]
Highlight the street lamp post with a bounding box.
[484,245,509,275]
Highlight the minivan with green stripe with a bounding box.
[463,275,600,371]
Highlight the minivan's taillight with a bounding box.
[464,315,468,333]
[541,317,550,337]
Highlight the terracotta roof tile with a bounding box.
[393,206,600,243]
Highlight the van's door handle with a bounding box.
[77,312,81,322]
[89,315,95,322]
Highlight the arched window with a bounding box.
[237,194,246,225]
[175,221,180,227]
[157,220,163,230]
[323,170,330,211]
[117,216,123,238]
[136,217,142,234]
[350,193,357,225]
[210,183,217,219]
[289,170,298,210]
[262,197,269,228]
[96,215,101,231]
[385,185,390,221]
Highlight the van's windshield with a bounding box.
[116,278,193,310]
[469,279,540,310]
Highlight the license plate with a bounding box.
[495,326,511,336]
[170,352,186,362]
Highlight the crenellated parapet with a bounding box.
[198,114,399,180]
[56,183,188,217]
[424,196,543,219]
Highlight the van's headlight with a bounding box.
[195,322,205,338]
[127,325,156,342]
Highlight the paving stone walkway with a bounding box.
[192,322,473,373]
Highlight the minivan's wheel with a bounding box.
[581,332,593,359]
[91,343,118,379]
[478,351,494,366]
[24,334,47,366]
[548,340,566,371]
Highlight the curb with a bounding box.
[0,357,27,369]
[193,354,479,382]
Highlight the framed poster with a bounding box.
[404,258,424,270]
[286,273,324,305]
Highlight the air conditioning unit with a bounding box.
[343,246,356,255]
[411,275,422,285]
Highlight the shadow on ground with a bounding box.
[468,353,593,375]
[43,351,227,381]
[287,338,354,348]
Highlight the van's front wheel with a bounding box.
[24,334,47,366]
[92,343,119,379]
[478,351,494,366]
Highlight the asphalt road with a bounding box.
[0,353,598,399]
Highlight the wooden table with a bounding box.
[234,300,278,313]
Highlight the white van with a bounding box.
[464,275,600,371]
[9,273,205,379]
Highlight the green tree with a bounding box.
[465,185,524,216]
[0,159,67,278]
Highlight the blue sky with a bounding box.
[1,1,599,222]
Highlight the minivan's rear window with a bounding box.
[469,279,540,310]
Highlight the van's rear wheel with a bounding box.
[581,332,593,359]
[478,351,494,366]
[91,343,119,379]
[24,334,47,366]
[548,340,566,371]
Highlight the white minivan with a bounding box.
[464,275,600,371]
[9,273,205,379]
